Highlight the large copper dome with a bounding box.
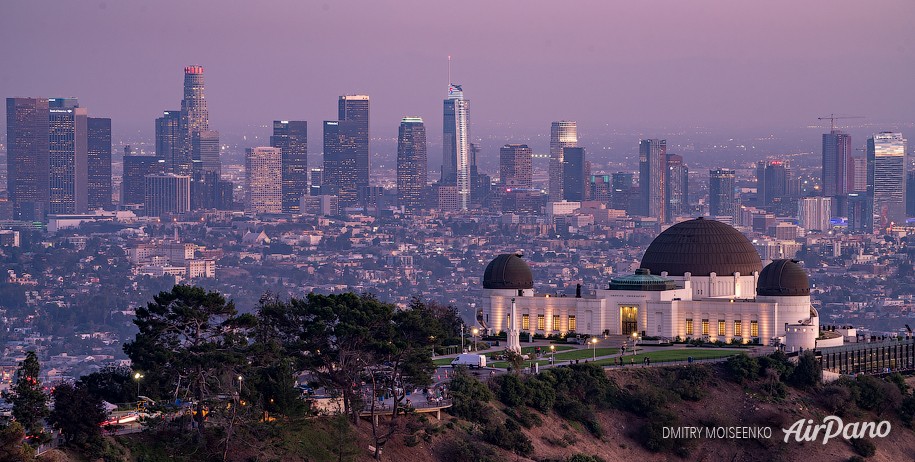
[483,254,534,290]
[639,218,762,277]
[757,259,810,296]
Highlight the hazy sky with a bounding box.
[2,0,914,144]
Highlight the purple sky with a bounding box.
[2,0,914,144]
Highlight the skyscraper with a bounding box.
[322,120,360,206]
[499,144,533,189]
[145,173,190,217]
[562,147,587,202]
[442,84,471,210]
[155,110,181,170]
[6,97,50,221]
[639,139,667,221]
[123,155,166,206]
[48,102,88,214]
[338,95,369,192]
[756,161,790,209]
[611,172,634,212]
[709,168,737,217]
[798,197,833,232]
[852,156,867,192]
[193,130,221,176]
[396,117,427,211]
[666,154,688,219]
[867,132,907,230]
[549,121,578,202]
[270,121,308,213]
[245,147,283,214]
[178,65,208,174]
[822,130,853,198]
[87,117,112,210]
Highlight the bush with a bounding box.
[483,419,533,456]
[849,437,876,457]
[852,375,903,415]
[787,351,821,388]
[671,366,712,401]
[899,395,915,427]
[438,439,498,462]
[496,374,528,407]
[448,369,493,423]
[525,376,556,412]
[725,355,760,384]
[503,406,542,429]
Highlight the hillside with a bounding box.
[40,357,915,462]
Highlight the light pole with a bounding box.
[591,337,598,360]
[134,372,143,399]
[631,332,638,356]
[550,344,555,364]
[460,324,465,353]
[471,328,479,352]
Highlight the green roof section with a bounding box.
[608,268,676,291]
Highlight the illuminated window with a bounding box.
[569,315,576,331]
[685,318,693,336]
[522,314,530,330]
[552,315,560,332]
[734,320,742,337]
[537,315,545,331]
[702,319,709,335]
[751,320,759,337]
[718,320,726,336]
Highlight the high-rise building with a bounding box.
[822,130,853,198]
[338,95,369,192]
[48,103,88,214]
[756,161,790,209]
[611,172,634,212]
[322,120,360,206]
[178,65,209,174]
[589,175,611,203]
[396,117,427,211]
[6,97,50,221]
[442,84,471,210]
[666,154,689,219]
[907,171,915,218]
[309,168,323,197]
[193,130,220,176]
[549,121,578,202]
[123,155,166,206]
[639,139,667,221]
[145,173,190,217]
[270,120,308,213]
[867,132,907,230]
[847,192,870,232]
[562,147,587,202]
[798,196,833,232]
[499,144,533,189]
[87,117,112,210]
[155,110,181,170]
[245,147,282,214]
[709,168,737,217]
[852,156,867,192]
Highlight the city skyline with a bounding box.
[2,1,914,143]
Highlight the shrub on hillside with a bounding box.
[850,375,903,416]
[849,437,876,457]
[449,369,493,423]
[899,394,915,428]
[787,351,821,388]
[495,374,528,407]
[438,438,498,462]
[525,376,556,412]
[483,419,533,456]
[725,355,760,384]
[671,365,712,401]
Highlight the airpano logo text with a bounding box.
[782,416,891,444]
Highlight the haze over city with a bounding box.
[2,0,915,145]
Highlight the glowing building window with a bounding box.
[552,315,560,332]
[751,320,759,337]
[718,320,726,336]
[569,316,576,331]
[702,319,709,335]
[537,315,545,331]
[522,314,530,330]
[734,320,742,337]
[685,319,693,336]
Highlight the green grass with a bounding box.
[553,347,619,361]
[593,348,737,366]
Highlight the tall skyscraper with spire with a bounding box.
[442,84,471,210]
[549,121,578,202]
[270,120,308,213]
[397,117,427,211]
[178,65,209,174]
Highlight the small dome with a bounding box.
[757,259,810,297]
[640,217,763,277]
[609,268,677,291]
[483,254,534,290]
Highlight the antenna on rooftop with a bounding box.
[448,55,452,85]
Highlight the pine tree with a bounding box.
[8,351,49,445]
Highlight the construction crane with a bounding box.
[818,114,865,132]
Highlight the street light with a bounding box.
[631,332,638,356]
[591,337,598,360]
[471,328,479,352]
[549,344,556,364]
[134,372,143,398]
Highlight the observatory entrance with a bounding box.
[620,306,638,335]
